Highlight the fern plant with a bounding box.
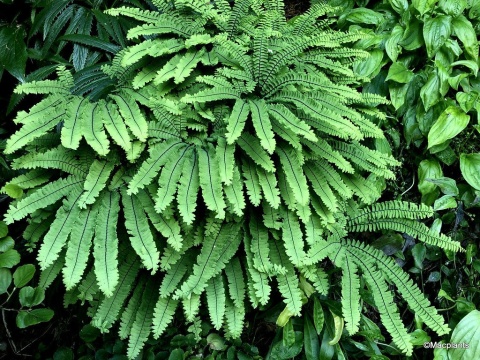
[1,0,462,358]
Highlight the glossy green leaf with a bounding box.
[13,264,36,288]
[410,329,431,345]
[439,0,467,16]
[304,317,320,360]
[0,268,12,294]
[460,154,480,190]
[353,50,383,78]
[3,184,23,199]
[0,236,14,252]
[428,106,470,149]
[423,15,452,58]
[420,72,441,110]
[434,195,457,211]
[456,92,478,113]
[418,159,443,195]
[412,244,426,269]
[386,62,414,83]
[168,349,184,360]
[413,0,437,15]
[16,308,54,328]
[385,25,404,62]
[345,8,384,25]
[313,297,325,335]
[389,0,408,14]
[426,177,459,196]
[0,221,7,238]
[0,25,27,80]
[400,19,424,50]
[19,286,45,307]
[0,249,20,268]
[283,319,295,347]
[451,60,478,76]
[79,324,101,343]
[452,15,478,61]
[449,310,480,359]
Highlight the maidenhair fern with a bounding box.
[2,0,462,358]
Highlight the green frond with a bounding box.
[183,293,201,322]
[177,149,200,225]
[276,147,309,206]
[109,93,148,142]
[81,102,110,156]
[206,274,226,330]
[224,166,246,216]
[224,297,245,338]
[282,210,306,267]
[13,95,63,125]
[224,257,246,308]
[346,240,450,336]
[78,160,115,209]
[11,146,89,177]
[92,251,140,332]
[121,190,160,274]
[182,86,241,104]
[268,103,317,142]
[93,191,120,297]
[5,108,65,154]
[340,256,361,335]
[155,145,192,213]
[126,17,194,40]
[160,255,190,297]
[248,99,275,154]
[127,280,157,360]
[174,48,206,84]
[61,96,87,150]
[242,161,262,207]
[37,189,83,270]
[256,167,281,209]
[14,80,70,95]
[304,163,338,212]
[127,139,186,195]
[119,279,146,340]
[237,133,275,172]
[105,7,160,23]
[198,145,226,219]
[216,137,235,185]
[4,169,50,191]
[151,297,179,339]
[63,206,98,290]
[244,233,271,305]
[177,223,242,298]
[4,176,83,224]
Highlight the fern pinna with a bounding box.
[2,0,462,357]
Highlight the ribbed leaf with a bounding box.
[248,99,275,154]
[151,297,178,339]
[276,147,309,206]
[61,96,86,150]
[110,94,148,142]
[237,133,275,172]
[78,160,115,209]
[82,102,110,156]
[226,100,250,144]
[282,210,306,266]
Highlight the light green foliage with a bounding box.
[1,0,463,358]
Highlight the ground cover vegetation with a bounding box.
[0,0,479,359]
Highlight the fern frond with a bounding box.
[198,145,226,219]
[4,176,82,224]
[82,103,110,156]
[248,99,275,154]
[242,161,262,207]
[216,137,235,185]
[119,279,146,340]
[206,274,226,330]
[237,133,275,172]
[282,210,306,267]
[340,256,361,335]
[5,108,65,154]
[105,7,160,23]
[37,189,83,270]
[14,95,62,125]
[92,251,140,332]
[224,166,246,216]
[177,149,200,225]
[151,297,179,339]
[127,279,157,360]
[93,191,120,297]
[78,160,115,209]
[127,139,186,195]
[256,167,281,209]
[268,103,317,142]
[122,190,160,273]
[160,255,190,297]
[276,147,309,206]
[110,93,148,142]
[61,96,87,150]
[63,206,98,290]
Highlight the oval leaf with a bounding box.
[460,153,480,190]
[13,264,36,288]
[449,310,480,359]
[428,106,469,149]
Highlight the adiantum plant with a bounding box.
[2,0,462,358]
